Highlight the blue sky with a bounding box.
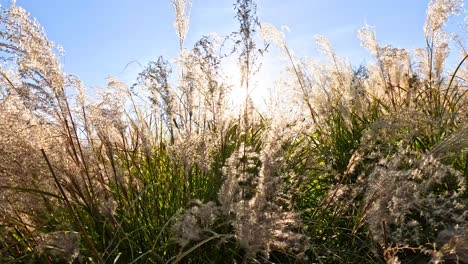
[1,0,465,90]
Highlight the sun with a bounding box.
[223,57,277,114]
[227,86,249,113]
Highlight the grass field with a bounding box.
[0,0,467,263]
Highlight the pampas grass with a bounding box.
[0,0,466,263]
